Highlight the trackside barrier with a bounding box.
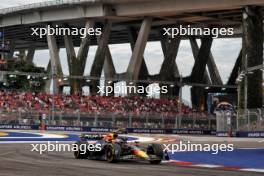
[1,124,262,137]
[0,124,215,135]
[236,131,264,137]
[216,131,264,138]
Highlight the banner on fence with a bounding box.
[0,124,217,135]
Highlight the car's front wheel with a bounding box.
[147,143,163,164]
[73,141,89,159]
[105,143,121,163]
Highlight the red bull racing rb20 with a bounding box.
[73,130,169,164]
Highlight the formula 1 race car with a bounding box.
[73,130,169,164]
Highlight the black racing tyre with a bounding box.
[147,143,163,164]
[150,160,162,164]
[105,143,121,163]
[73,141,89,159]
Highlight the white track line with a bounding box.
[0,151,13,157]
[240,168,264,173]
[166,159,264,173]
[193,164,222,168]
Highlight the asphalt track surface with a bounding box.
[0,143,263,176]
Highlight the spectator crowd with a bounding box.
[0,89,216,130]
[0,89,195,115]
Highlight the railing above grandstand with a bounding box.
[216,108,264,132]
[237,108,264,131]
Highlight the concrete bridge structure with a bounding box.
[0,0,263,110]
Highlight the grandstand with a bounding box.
[0,0,263,135]
[0,89,216,130]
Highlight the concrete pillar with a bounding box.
[46,60,51,72]
[18,50,26,61]
[77,20,95,74]
[207,53,223,85]
[104,47,115,78]
[190,37,213,81]
[160,33,180,77]
[227,50,242,85]
[160,34,181,97]
[190,38,222,85]
[127,27,149,96]
[45,61,52,93]
[126,17,152,81]
[46,30,63,94]
[64,20,94,95]
[103,47,116,96]
[190,87,207,111]
[160,31,168,59]
[190,36,213,110]
[239,6,263,109]
[26,47,35,64]
[189,37,211,84]
[190,38,223,85]
[64,34,79,94]
[7,41,15,60]
[90,20,112,95]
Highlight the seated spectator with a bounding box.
[0,89,198,118]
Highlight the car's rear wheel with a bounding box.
[105,143,121,163]
[147,143,163,164]
[74,141,89,159]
